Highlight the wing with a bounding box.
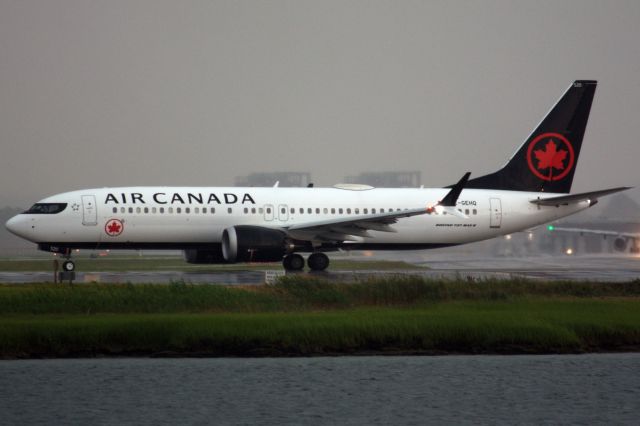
[285,172,471,242]
[549,227,639,239]
[285,207,428,242]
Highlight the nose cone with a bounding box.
[5,215,28,239]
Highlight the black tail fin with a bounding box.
[465,80,597,193]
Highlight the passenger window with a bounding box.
[129,207,133,214]
[211,208,215,214]
[380,208,385,213]
[144,207,149,214]
[473,209,477,215]
[290,207,295,214]
[120,207,125,214]
[355,208,359,214]
[299,208,304,214]
[266,208,271,214]
[465,209,469,215]
[259,208,263,214]
[323,208,328,214]
[160,207,164,213]
[252,208,256,214]
[177,207,181,214]
[168,207,173,214]
[185,207,190,214]
[112,207,117,213]
[346,208,351,214]
[308,208,312,214]
[331,208,335,214]
[228,208,232,214]
[372,208,376,214]
[281,207,286,214]
[152,207,157,213]
[136,207,141,213]
[194,207,199,214]
[316,208,320,214]
[364,208,368,214]
[339,208,343,214]
[244,207,249,214]
[203,207,207,213]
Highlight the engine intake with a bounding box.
[614,237,628,252]
[222,226,287,263]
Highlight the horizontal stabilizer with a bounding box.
[530,187,632,206]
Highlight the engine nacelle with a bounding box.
[613,237,628,252]
[221,226,287,263]
[183,249,226,264]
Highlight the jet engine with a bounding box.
[613,237,628,252]
[221,225,287,263]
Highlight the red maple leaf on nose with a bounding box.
[534,140,567,170]
[107,221,121,234]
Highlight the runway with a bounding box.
[1,255,638,284]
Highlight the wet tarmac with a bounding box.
[1,255,638,284]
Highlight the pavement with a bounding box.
[1,254,638,284]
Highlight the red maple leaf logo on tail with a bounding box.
[534,140,567,171]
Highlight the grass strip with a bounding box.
[2,278,639,357]
[1,277,639,315]
[1,300,639,358]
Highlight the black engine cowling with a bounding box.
[222,226,287,263]
[613,237,628,252]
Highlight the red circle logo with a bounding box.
[526,132,575,181]
[105,219,124,237]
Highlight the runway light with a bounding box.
[547,225,555,231]
[565,248,574,255]
[505,235,512,240]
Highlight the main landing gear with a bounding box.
[282,253,330,272]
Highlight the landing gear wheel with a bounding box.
[62,260,75,272]
[307,253,330,271]
[283,254,305,271]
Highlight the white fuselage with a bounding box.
[6,186,589,251]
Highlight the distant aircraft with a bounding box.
[5,81,630,272]
[547,225,640,254]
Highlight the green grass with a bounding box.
[1,277,639,315]
[1,301,639,358]
[1,277,639,358]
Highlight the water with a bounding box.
[1,354,639,425]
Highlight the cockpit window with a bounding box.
[24,203,68,214]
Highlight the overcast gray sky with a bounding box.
[1,0,639,208]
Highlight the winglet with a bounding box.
[440,172,471,206]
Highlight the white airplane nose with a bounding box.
[5,215,27,238]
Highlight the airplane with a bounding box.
[546,225,640,254]
[5,80,631,272]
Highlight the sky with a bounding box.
[1,0,639,208]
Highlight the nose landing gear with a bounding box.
[62,259,75,272]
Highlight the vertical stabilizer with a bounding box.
[465,80,597,193]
